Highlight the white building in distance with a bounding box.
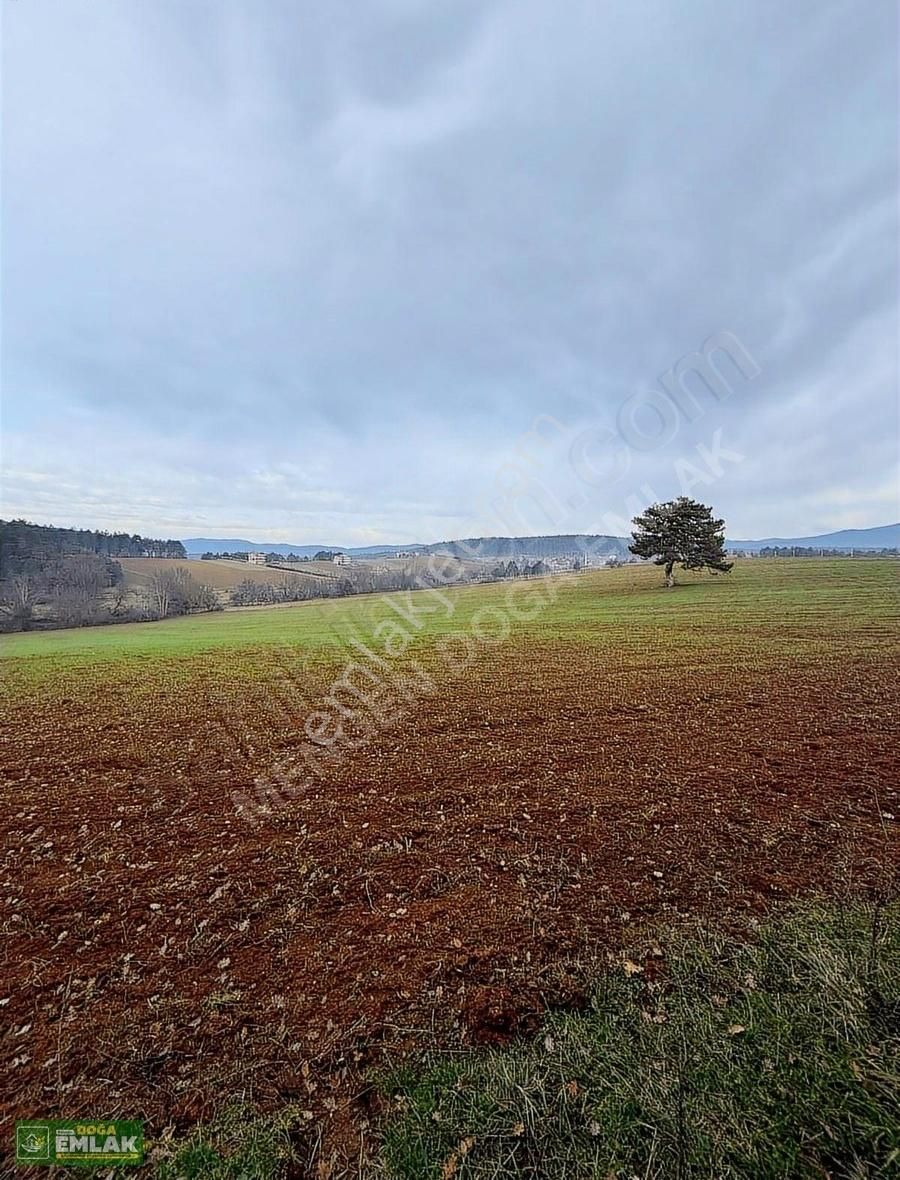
[247,552,266,566]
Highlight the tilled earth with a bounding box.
[2,622,898,1169]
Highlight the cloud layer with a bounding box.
[3,0,897,543]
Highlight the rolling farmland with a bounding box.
[117,556,330,592]
[1,559,898,1168]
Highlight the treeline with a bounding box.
[490,559,550,579]
[0,552,126,631]
[201,550,308,563]
[231,578,352,606]
[1,519,186,575]
[757,546,899,558]
[0,558,222,632]
[229,561,464,607]
[229,560,553,606]
[0,519,205,632]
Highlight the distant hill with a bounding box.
[183,523,898,560]
[727,524,899,551]
[183,538,311,556]
[3,518,186,568]
[182,535,628,560]
[181,538,421,558]
[421,534,629,559]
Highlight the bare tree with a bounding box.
[0,575,37,631]
[148,568,221,617]
[48,554,113,626]
[192,582,222,612]
[109,583,130,617]
[148,568,191,618]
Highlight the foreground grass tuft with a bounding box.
[377,901,900,1179]
[152,1105,310,1179]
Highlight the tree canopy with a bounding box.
[629,497,733,587]
[0,519,185,574]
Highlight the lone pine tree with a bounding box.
[629,497,733,588]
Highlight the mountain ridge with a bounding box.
[182,523,899,558]
[726,523,899,550]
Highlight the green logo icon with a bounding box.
[16,1124,51,1162]
[15,1121,143,1167]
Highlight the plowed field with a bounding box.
[1,560,898,1165]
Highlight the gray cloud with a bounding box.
[2,0,897,543]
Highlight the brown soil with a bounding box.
[1,639,898,1170]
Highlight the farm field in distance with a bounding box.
[116,554,493,610]
[118,556,325,586]
[1,558,898,1168]
[117,555,333,598]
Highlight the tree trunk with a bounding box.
[665,561,675,588]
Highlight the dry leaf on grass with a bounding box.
[441,1136,476,1179]
[641,1009,667,1023]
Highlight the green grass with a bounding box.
[376,900,900,1180]
[151,1105,310,1179]
[142,901,900,1179]
[1,559,897,682]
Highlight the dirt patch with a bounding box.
[462,985,541,1046]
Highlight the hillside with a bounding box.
[116,556,328,594]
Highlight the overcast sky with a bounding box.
[2,0,897,544]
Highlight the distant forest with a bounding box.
[0,519,204,632]
[1,519,186,575]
